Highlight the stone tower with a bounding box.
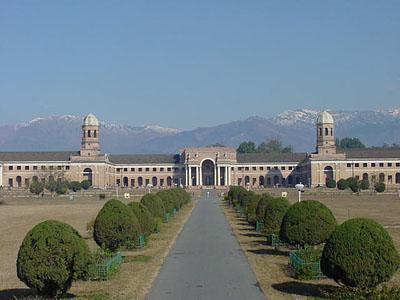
[80,113,100,157]
[316,110,336,155]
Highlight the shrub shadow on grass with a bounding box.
[247,247,288,256]
[272,281,335,298]
[0,289,74,300]
[240,232,264,238]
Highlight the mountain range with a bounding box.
[0,109,399,154]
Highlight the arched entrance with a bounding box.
[83,168,93,184]
[324,166,334,183]
[201,159,215,186]
[152,176,158,187]
[123,177,128,187]
[16,176,22,188]
[396,173,400,184]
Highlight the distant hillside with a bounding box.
[0,109,399,154]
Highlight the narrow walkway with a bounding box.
[147,190,266,300]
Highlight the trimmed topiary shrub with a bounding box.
[346,177,359,193]
[17,220,92,297]
[263,197,291,235]
[227,186,247,206]
[157,190,176,213]
[359,179,370,190]
[29,181,44,195]
[94,199,141,251]
[337,179,349,190]
[69,181,82,192]
[243,193,260,225]
[140,194,165,219]
[81,179,91,190]
[326,178,336,188]
[321,218,400,288]
[375,182,385,193]
[280,200,337,246]
[255,194,272,223]
[55,181,69,195]
[128,202,155,237]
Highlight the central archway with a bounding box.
[201,159,215,186]
[83,168,93,184]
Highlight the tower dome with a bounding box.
[83,113,99,126]
[317,111,334,124]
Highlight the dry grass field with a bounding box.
[0,190,197,300]
[223,189,400,300]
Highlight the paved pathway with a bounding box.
[147,190,266,300]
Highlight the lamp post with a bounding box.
[295,183,305,202]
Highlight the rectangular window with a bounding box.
[41,166,46,170]
[49,166,54,170]
[116,179,121,185]
[363,163,368,167]
[116,168,121,172]
[388,163,392,167]
[274,166,278,170]
[131,168,135,172]
[347,163,351,167]
[245,167,249,171]
[145,168,150,172]
[160,168,164,172]
[396,163,400,167]
[167,167,172,172]
[267,167,271,170]
[8,166,13,170]
[289,166,293,170]
[281,166,286,170]
[379,163,384,167]
[138,168,142,172]
[17,166,21,170]
[153,168,157,172]
[124,168,128,172]
[355,163,359,168]
[371,163,376,167]
[65,166,70,170]
[238,167,243,171]
[252,167,257,171]
[57,166,62,170]
[25,166,29,171]
[33,166,38,170]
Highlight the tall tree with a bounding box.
[237,141,257,153]
[337,137,366,149]
[257,138,293,154]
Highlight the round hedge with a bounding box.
[94,199,141,251]
[263,197,291,234]
[243,192,260,224]
[326,178,336,188]
[157,190,177,213]
[141,194,165,219]
[17,220,92,297]
[321,218,400,288]
[280,200,337,246]
[228,186,247,205]
[337,179,348,190]
[255,194,272,223]
[375,182,385,193]
[128,202,155,237]
[171,188,190,207]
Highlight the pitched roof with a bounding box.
[237,153,307,164]
[344,148,400,159]
[0,151,78,162]
[109,154,181,165]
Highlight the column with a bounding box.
[216,165,220,186]
[228,166,232,185]
[224,166,228,186]
[199,166,203,186]
[214,165,217,186]
[185,166,188,187]
[188,165,192,186]
[196,167,199,186]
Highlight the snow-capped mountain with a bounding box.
[0,109,399,154]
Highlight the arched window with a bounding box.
[319,128,322,136]
[167,176,172,187]
[123,177,128,187]
[16,176,22,188]
[244,176,250,185]
[138,177,143,187]
[325,128,329,136]
[379,173,385,183]
[330,128,333,136]
[94,130,97,138]
[259,176,264,187]
[152,176,158,187]
[273,175,280,186]
[362,173,369,180]
[88,130,91,137]
[396,173,400,184]
[324,166,334,182]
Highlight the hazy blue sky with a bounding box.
[1,1,399,129]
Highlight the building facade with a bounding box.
[0,112,399,189]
